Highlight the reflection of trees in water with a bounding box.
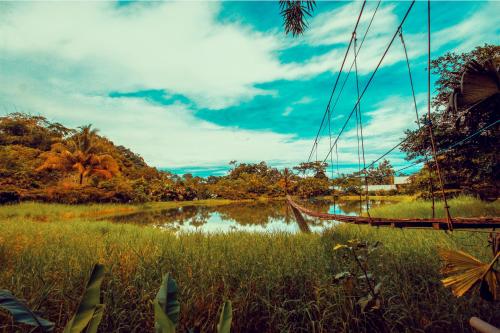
[109,199,394,229]
[300,198,393,216]
[110,205,211,227]
[216,201,288,226]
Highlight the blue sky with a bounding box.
[0,1,498,177]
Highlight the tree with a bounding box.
[365,159,394,185]
[0,113,72,150]
[401,44,499,198]
[37,125,120,185]
[279,0,316,36]
[293,161,328,179]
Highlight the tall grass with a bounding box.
[368,195,500,219]
[1,213,498,332]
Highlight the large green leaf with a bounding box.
[63,264,105,333]
[0,289,55,332]
[154,273,180,333]
[216,300,232,333]
[84,304,105,333]
[154,300,176,333]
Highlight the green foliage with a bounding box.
[0,114,334,202]
[365,159,394,185]
[333,240,384,313]
[401,44,499,199]
[154,274,180,333]
[0,289,55,332]
[217,301,232,333]
[63,264,105,333]
[430,44,499,108]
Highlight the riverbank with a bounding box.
[0,198,242,221]
[0,195,400,222]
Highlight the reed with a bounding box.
[368,195,500,219]
[1,205,498,332]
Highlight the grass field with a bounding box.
[368,195,500,218]
[0,198,498,332]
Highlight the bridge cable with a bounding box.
[317,1,381,162]
[394,118,500,174]
[353,33,371,218]
[306,0,367,163]
[322,1,416,164]
[353,38,363,215]
[328,93,336,213]
[425,0,453,231]
[399,27,436,218]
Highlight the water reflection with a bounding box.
[107,199,392,233]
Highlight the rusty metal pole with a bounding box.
[470,317,500,333]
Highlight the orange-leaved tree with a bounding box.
[37,125,120,185]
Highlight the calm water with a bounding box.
[107,199,394,233]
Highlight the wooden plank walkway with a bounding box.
[287,196,500,230]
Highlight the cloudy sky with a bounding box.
[0,1,498,176]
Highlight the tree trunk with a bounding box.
[79,173,83,185]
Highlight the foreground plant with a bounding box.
[0,263,105,333]
[333,240,384,312]
[154,273,180,333]
[63,264,106,333]
[154,274,233,333]
[439,248,499,301]
[0,289,55,332]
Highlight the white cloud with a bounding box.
[433,1,500,52]
[0,70,313,167]
[0,1,496,171]
[0,1,287,109]
[282,106,293,117]
[0,1,431,111]
[281,96,314,117]
[313,94,424,169]
[305,2,398,47]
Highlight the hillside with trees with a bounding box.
[0,114,333,203]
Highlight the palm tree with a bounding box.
[37,125,120,185]
[279,0,316,36]
[447,58,499,122]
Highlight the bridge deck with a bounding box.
[287,196,500,230]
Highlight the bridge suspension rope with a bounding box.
[399,26,436,217]
[307,0,367,163]
[313,1,382,165]
[322,1,416,164]
[425,0,453,230]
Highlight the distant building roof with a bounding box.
[394,176,410,185]
[367,184,397,191]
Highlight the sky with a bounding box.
[0,1,498,177]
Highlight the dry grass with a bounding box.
[368,195,500,219]
[1,201,498,332]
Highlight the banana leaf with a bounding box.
[84,304,105,333]
[63,263,106,333]
[439,249,499,300]
[154,273,180,333]
[216,300,232,333]
[0,289,54,332]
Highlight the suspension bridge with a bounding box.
[287,0,500,232]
